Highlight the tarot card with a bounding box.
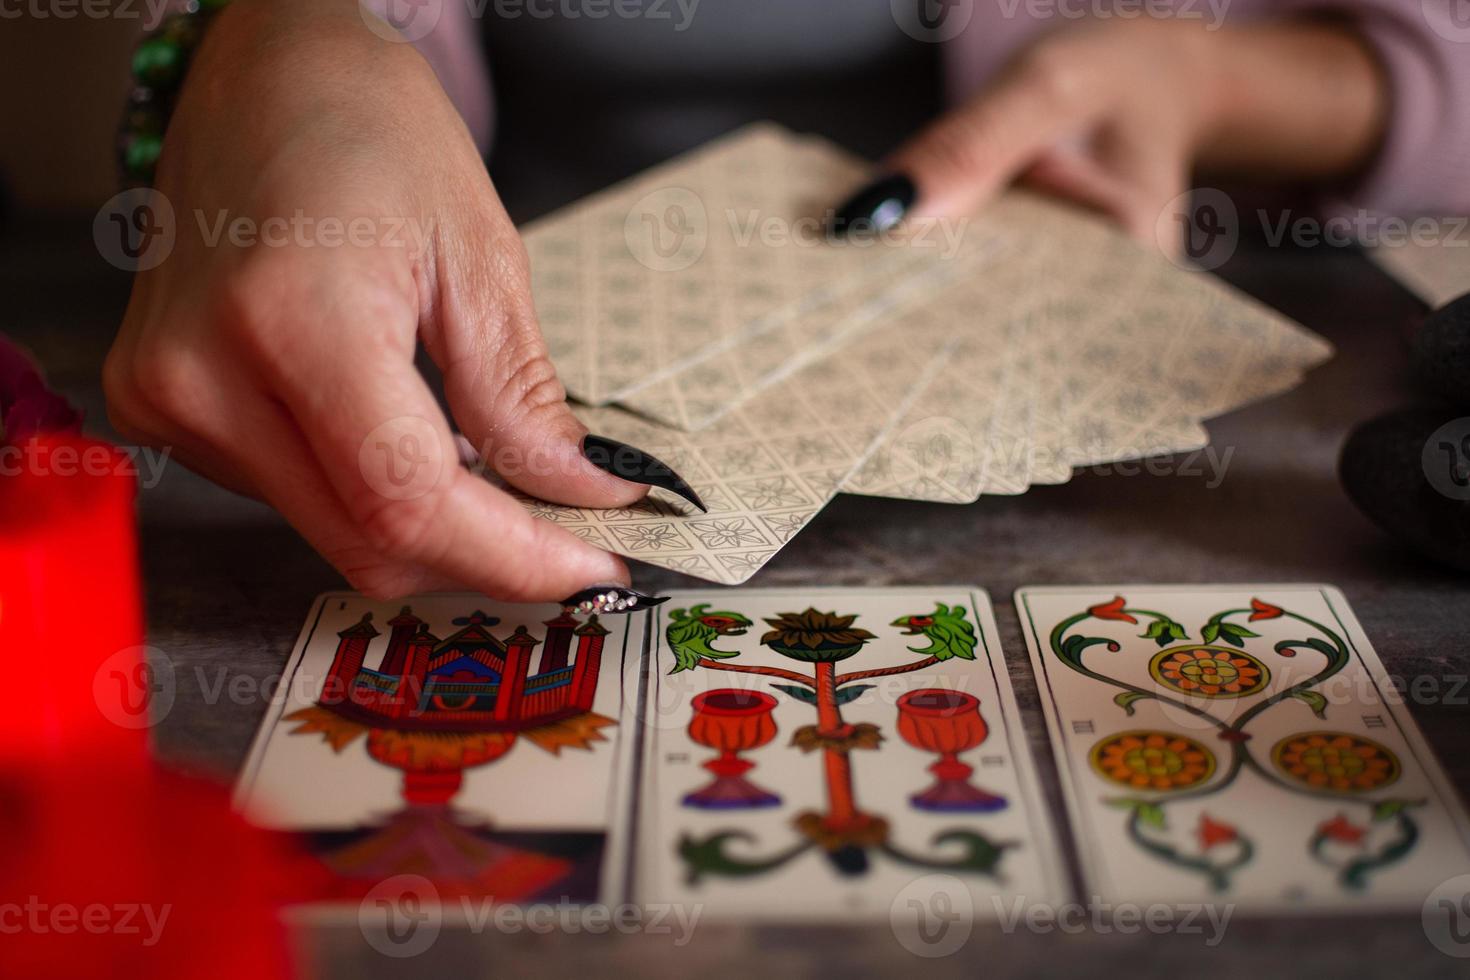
[840,290,1033,502]
[1370,234,1469,308]
[626,587,1067,920]
[1025,283,1077,487]
[1065,261,1325,470]
[613,241,968,432]
[1015,584,1470,911]
[513,323,952,585]
[1020,193,1330,471]
[847,193,1328,504]
[524,123,934,407]
[233,593,645,904]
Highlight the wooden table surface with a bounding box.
[5,213,1467,979]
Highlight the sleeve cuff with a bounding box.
[1317,0,1469,218]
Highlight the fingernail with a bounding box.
[830,173,917,237]
[581,434,707,512]
[560,585,671,615]
[454,434,481,468]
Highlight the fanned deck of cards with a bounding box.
[508,123,1335,584]
[236,584,1470,919]
[1370,232,1470,308]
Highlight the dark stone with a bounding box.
[1411,291,1470,409]
[1339,407,1470,571]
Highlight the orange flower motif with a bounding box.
[1249,598,1284,621]
[1318,814,1367,845]
[1197,814,1238,850]
[1272,732,1401,793]
[1150,647,1270,698]
[1088,596,1137,624]
[1090,731,1217,791]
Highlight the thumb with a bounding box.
[833,49,1108,229]
[446,333,648,508]
[431,244,648,509]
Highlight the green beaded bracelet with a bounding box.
[117,0,232,188]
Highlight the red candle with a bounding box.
[0,432,306,977]
[0,433,148,764]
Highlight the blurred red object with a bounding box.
[0,434,145,762]
[0,334,83,443]
[0,432,307,978]
[1,764,305,979]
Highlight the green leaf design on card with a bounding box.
[771,684,817,705]
[1142,618,1188,648]
[1217,623,1260,648]
[1371,799,1423,822]
[1291,689,1329,719]
[1106,797,1166,829]
[1114,691,1152,716]
[1136,803,1166,829]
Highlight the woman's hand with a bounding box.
[105,0,644,600]
[841,17,1386,250]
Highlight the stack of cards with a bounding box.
[237,584,1470,918]
[510,125,1334,584]
[1371,231,1470,308]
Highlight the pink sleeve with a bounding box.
[1305,0,1470,217]
[945,0,1470,217]
[361,0,494,151]
[403,4,1470,217]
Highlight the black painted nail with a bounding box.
[582,434,707,512]
[560,585,671,615]
[830,173,917,238]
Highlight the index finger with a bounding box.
[885,44,1114,220]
